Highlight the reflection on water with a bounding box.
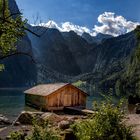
[86,96,122,110]
[86,96,104,109]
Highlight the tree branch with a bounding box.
[5,12,21,19]
[2,0,6,22]
[23,27,40,37]
[0,52,36,63]
[0,16,41,37]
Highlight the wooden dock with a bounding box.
[64,107,95,115]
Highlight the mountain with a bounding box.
[82,32,113,44]
[0,0,37,87]
[97,27,140,97]
[8,0,20,14]
[27,27,81,76]
[1,0,139,97]
[62,31,91,73]
[118,26,140,96]
[28,24,138,96]
[73,31,137,96]
[0,37,37,87]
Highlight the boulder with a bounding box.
[0,114,11,125]
[58,120,71,130]
[40,112,62,124]
[14,111,43,125]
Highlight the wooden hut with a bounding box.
[24,83,88,111]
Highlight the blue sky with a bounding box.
[16,0,140,36]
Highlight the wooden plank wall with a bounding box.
[26,84,87,111]
[25,94,47,109]
[47,85,86,110]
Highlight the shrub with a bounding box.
[9,120,60,140]
[9,131,25,140]
[26,120,60,140]
[71,99,137,140]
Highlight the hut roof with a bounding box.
[24,83,69,96]
[24,83,88,96]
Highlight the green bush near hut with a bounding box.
[9,120,60,140]
[26,120,60,140]
[71,98,137,140]
[9,131,25,140]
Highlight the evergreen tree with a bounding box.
[0,0,26,56]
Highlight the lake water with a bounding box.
[0,89,99,120]
[0,89,131,121]
[0,89,25,120]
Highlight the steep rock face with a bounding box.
[0,0,37,87]
[29,25,136,78]
[62,31,91,73]
[8,0,20,14]
[119,26,140,96]
[28,27,81,78]
[81,32,133,76]
[92,32,137,74]
[73,31,137,95]
[0,36,37,87]
[82,32,113,44]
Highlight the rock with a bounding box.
[6,135,11,140]
[136,104,140,114]
[63,129,77,140]
[128,96,140,104]
[41,112,55,119]
[58,120,71,130]
[40,112,62,124]
[67,118,75,124]
[14,111,43,125]
[15,112,34,125]
[0,114,11,125]
[136,109,140,114]
[14,121,21,126]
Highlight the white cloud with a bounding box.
[34,21,94,36]
[93,12,139,36]
[32,12,139,37]
[60,22,92,35]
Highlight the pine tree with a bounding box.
[0,0,26,56]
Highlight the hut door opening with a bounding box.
[64,93,71,107]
